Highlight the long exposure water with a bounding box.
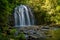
[14,5,34,27]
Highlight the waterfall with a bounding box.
[14,5,34,27]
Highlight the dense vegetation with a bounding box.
[0,0,60,26]
[0,0,60,40]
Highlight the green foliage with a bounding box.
[0,0,60,26]
[9,29,26,40]
[18,0,60,25]
[10,29,17,35]
[0,0,26,40]
[47,28,60,40]
[0,28,26,40]
[15,32,26,40]
[0,32,9,40]
[56,6,60,12]
[0,0,60,40]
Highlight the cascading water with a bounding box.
[14,5,34,27]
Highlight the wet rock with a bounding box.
[15,26,50,40]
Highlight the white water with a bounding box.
[14,5,34,27]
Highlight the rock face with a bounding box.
[15,26,50,40]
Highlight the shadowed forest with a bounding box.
[0,0,60,40]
